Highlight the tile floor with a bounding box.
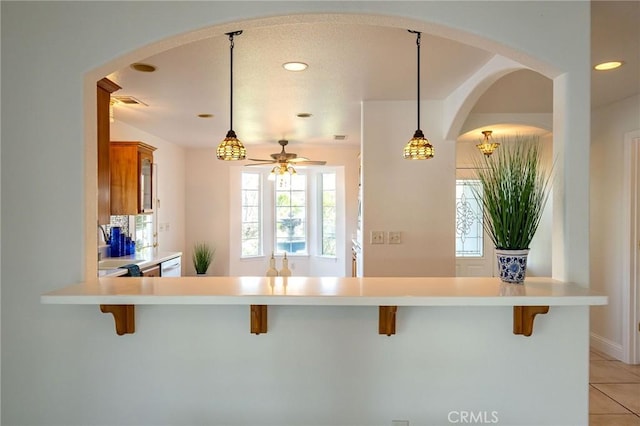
[590,349,640,425]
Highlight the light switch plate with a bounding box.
[370,231,385,244]
[388,231,402,244]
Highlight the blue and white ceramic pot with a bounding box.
[495,249,529,284]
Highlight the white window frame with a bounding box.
[273,172,308,256]
[455,179,484,258]
[240,171,264,258]
[319,172,337,258]
[230,165,345,276]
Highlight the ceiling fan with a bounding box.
[245,139,326,177]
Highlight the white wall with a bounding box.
[183,148,231,276]
[1,2,592,424]
[111,121,187,254]
[590,94,640,359]
[362,101,456,276]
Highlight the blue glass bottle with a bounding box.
[110,226,121,257]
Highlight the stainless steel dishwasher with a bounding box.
[160,256,182,277]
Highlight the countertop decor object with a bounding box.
[266,253,278,277]
[193,242,214,275]
[279,252,291,277]
[472,134,552,284]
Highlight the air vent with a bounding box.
[334,135,347,141]
[112,96,148,106]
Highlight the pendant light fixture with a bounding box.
[476,130,500,157]
[216,30,246,161]
[403,30,433,160]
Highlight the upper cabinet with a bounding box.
[97,78,121,224]
[110,141,157,215]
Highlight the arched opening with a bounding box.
[85,12,564,280]
[453,69,553,277]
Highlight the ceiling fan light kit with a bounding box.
[403,30,434,160]
[268,164,297,181]
[217,30,247,161]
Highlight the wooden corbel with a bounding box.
[250,305,268,335]
[379,305,398,336]
[513,306,549,337]
[100,305,135,335]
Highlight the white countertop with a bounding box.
[98,250,182,277]
[42,276,607,307]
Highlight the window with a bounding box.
[455,180,483,257]
[237,168,341,264]
[321,173,336,256]
[275,173,306,254]
[135,214,155,251]
[241,172,262,257]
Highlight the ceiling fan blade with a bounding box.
[289,157,310,162]
[292,160,327,165]
[245,161,276,166]
[246,158,277,163]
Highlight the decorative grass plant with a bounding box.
[473,135,552,250]
[192,242,215,275]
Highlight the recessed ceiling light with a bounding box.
[297,113,312,118]
[130,63,157,72]
[594,61,623,71]
[197,114,214,118]
[283,62,308,72]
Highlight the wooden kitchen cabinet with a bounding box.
[97,78,121,224]
[110,141,157,215]
[141,265,160,277]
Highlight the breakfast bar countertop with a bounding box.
[41,276,607,307]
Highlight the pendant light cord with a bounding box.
[226,30,243,133]
[409,30,422,131]
[229,33,234,131]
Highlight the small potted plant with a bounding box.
[192,242,214,275]
[473,134,552,284]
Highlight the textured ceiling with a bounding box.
[108,3,638,149]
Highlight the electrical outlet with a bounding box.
[370,231,385,244]
[388,231,402,244]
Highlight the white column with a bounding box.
[552,73,591,286]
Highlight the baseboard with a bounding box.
[590,332,625,362]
